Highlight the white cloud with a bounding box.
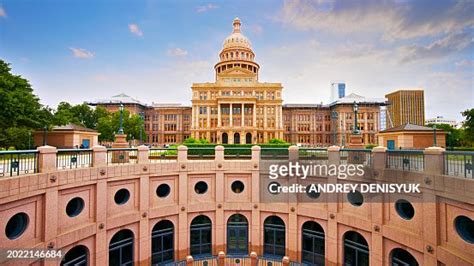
[248,24,264,35]
[0,6,6,18]
[278,0,474,40]
[69,47,94,59]
[167,47,188,57]
[455,59,474,69]
[128,23,143,37]
[196,4,218,13]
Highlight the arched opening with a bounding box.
[227,214,248,255]
[302,221,325,265]
[61,245,88,266]
[152,220,174,265]
[234,133,240,144]
[222,133,228,144]
[263,216,285,258]
[391,248,419,266]
[246,133,252,144]
[109,229,134,266]
[190,215,212,257]
[343,231,369,266]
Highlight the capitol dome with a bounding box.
[223,17,252,49]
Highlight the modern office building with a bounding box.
[330,82,346,102]
[425,116,458,127]
[385,90,425,128]
[89,19,385,147]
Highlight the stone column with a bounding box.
[230,103,233,127]
[38,145,57,173]
[137,145,149,164]
[218,103,221,127]
[326,145,340,265]
[263,106,267,128]
[371,146,387,171]
[253,104,257,127]
[288,145,299,161]
[177,145,188,163]
[250,252,258,266]
[191,106,195,129]
[92,145,107,167]
[215,145,225,161]
[241,103,245,127]
[207,106,211,129]
[186,256,194,266]
[282,256,290,266]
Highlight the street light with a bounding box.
[118,103,124,135]
[353,101,360,135]
[331,111,338,145]
[432,124,437,146]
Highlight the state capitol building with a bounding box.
[90,18,386,146]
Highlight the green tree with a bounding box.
[96,109,146,142]
[426,123,462,148]
[0,60,52,149]
[461,108,474,146]
[267,138,288,144]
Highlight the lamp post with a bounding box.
[433,124,437,146]
[353,101,360,135]
[118,103,124,135]
[42,126,48,146]
[331,111,338,145]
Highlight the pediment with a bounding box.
[219,67,256,77]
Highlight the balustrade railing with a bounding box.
[386,150,424,172]
[57,149,93,169]
[443,151,473,179]
[299,148,328,163]
[261,147,289,160]
[0,150,38,177]
[106,148,138,165]
[340,149,372,166]
[187,147,215,160]
[224,147,252,159]
[149,148,177,162]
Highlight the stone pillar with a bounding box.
[250,252,258,266]
[215,145,225,161]
[372,146,387,171]
[218,251,225,266]
[263,106,267,128]
[288,145,299,161]
[218,103,221,127]
[253,104,257,127]
[177,145,188,163]
[191,106,196,129]
[38,145,57,173]
[92,145,107,167]
[230,103,233,127]
[207,106,211,129]
[186,256,194,266]
[282,256,290,266]
[241,103,245,127]
[424,146,445,175]
[326,145,340,265]
[137,145,149,164]
[327,145,340,165]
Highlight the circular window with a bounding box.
[268,182,281,194]
[395,199,415,220]
[5,212,29,240]
[156,184,171,198]
[347,191,364,207]
[114,189,130,205]
[306,185,320,199]
[66,197,85,217]
[454,215,474,244]
[231,181,245,193]
[194,181,208,194]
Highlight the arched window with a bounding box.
[152,220,174,265]
[61,245,88,266]
[222,133,228,144]
[245,133,252,144]
[190,215,212,257]
[343,231,369,266]
[302,221,325,265]
[109,229,134,266]
[234,133,240,144]
[263,216,285,258]
[227,214,248,255]
[391,248,418,266]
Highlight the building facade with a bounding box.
[89,19,385,147]
[385,90,425,128]
[330,82,345,102]
[425,116,458,127]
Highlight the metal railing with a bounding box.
[57,149,93,169]
[0,150,38,177]
[224,147,252,160]
[443,151,473,178]
[224,255,252,266]
[299,148,328,163]
[161,260,187,266]
[187,147,215,160]
[386,150,424,172]
[258,256,284,266]
[261,147,290,160]
[149,148,177,162]
[106,148,138,165]
[192,256,218,266]
[340,149,372,166]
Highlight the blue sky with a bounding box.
[0,0,473,122]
